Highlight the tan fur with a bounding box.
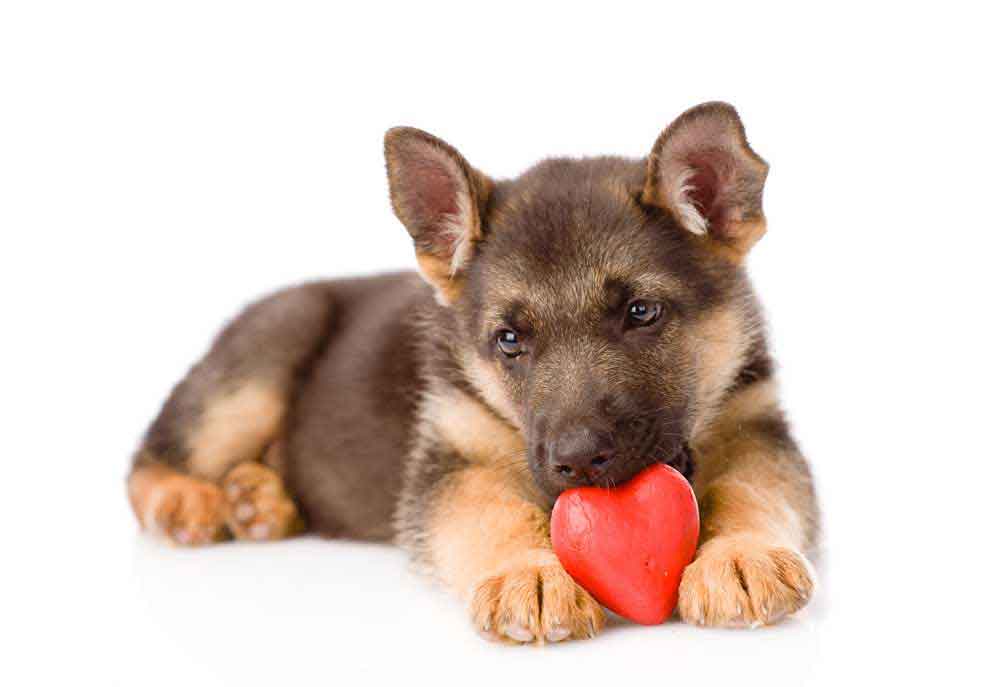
[128,463,228,545]
[460,353,525,430]
[716,218,767,258]
[426,467,605,644]
[687,305,754,437]
[221,461,302,541]
[681,377,818,628]
[693,383,815,541]
[709,379,781,431]
[427,467,549,594]
[424,386,524,467]
[416,253,465,305]
[678,534,815,627]
[471,558,605,644]
[187,383,285,481]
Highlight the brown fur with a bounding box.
[127,102,818,641]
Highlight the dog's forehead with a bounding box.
[476,158,700,326]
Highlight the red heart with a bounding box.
[551,464,700,625]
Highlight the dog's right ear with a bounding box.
[384,128,493,305]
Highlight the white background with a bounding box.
[3,2,997,685]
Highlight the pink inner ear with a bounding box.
[407,159,461,253]
[688,166,718,219]
[687,151,734,235]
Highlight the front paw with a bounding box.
[469,552,605,645]
[678,536,815,628]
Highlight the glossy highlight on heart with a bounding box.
[550,464,699,625]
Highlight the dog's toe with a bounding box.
[678,535,815,628]
[469,552,605,645]
[145,475,227,546]
[221,462,302,542]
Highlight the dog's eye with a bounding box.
[626,300,662,327]
[496,329,523,357]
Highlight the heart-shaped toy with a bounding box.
[551,464,700,625]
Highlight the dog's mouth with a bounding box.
[528,439,695,508]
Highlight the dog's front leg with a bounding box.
[679,382,820,627]
[416,464,604,644]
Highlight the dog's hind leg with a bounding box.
[219,453,304,542]
[127,283,334,545]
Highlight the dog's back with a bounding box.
[285,272,430,540]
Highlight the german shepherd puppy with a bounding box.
[128,102,818,643]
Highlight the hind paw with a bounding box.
[130,466,228,546]
[222,462,302,541]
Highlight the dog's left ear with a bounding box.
[385,127,493,305]
[641,102,769,259]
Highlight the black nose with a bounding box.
[547,425,615,486]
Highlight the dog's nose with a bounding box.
[548,426,615,486]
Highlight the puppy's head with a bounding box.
[386,102,769,501]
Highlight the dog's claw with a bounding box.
[502,623,534,643]
[545,626,571,643]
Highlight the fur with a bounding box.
[127,102,819,644]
